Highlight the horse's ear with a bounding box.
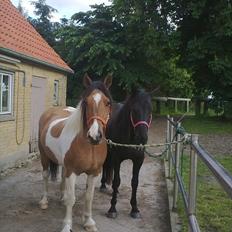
[149,85,160,96]
[83,73,92,88]
[131,84,139,96]
[104,74,113,89]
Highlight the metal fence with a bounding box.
[166,115,232,232]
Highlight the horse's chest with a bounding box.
[65,138,107,175]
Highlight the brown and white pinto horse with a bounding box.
[38,74,112,232]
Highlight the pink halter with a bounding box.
[130,113,152,129]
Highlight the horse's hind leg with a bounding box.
[130,157,144,218]
[83,175,98,232]
[39,151,49,210]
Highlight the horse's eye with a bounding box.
[106,101,111,107]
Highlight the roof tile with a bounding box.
[0,0,73,73]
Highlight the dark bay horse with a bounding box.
[100,89,153,219]
[38,74,112,232]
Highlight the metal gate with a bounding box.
[30,76,46,152]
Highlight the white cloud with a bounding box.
[11,0,111,21]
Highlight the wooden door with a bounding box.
[30,76,46,152]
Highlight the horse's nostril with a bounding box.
[98,132,102,140]
[87,131,102,145]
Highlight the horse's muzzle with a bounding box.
[88,132,103,145]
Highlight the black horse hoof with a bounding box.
[130,211,141,219]
[99,186,107,193]
[106,211,118,218]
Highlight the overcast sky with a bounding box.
[11,0,111,21]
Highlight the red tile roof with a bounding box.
[0,0,73,73]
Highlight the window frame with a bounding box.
[53,80,59,106]
[0,71,14,115]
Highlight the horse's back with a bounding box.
[39,106,74,135]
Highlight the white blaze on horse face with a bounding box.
[88,119,99,140]
[93,92,102,107]
[87,92,102,140]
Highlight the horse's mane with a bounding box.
[109,89,151,134]
[81,81,112,131]
[120,89,148,116]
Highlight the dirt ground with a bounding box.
[0,117,171,232]
[198,134,232,156]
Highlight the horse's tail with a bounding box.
[105,154,114,185]
[49,160,58,181]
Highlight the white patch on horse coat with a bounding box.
[93,93,102,107]
[63,106,76,112]
[88,119,99,140]
[45,103,82,164]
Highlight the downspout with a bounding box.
[15,69,26,145]
[0,65,26,145]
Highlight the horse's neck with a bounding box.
[114,106,134,142]
[63,102,83,136]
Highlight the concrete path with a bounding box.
[0,118,171,232]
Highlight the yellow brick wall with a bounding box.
[0,60,68,160]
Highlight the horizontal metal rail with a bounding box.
[191,139,232,198]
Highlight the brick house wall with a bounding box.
[0,59,67,170]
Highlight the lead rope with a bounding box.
[105,125,191,159]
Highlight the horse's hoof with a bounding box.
[99,186,107,193]
[83,217,97,232]
[40,203,48,210]
[84,225,98,232]
[39,200,48,210]
[106,211,118,219]
[130,211,141,219]
[61,224,72,232]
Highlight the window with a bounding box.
[0,71,13,114]
[53,80,59,105]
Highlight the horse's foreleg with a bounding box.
[82,175,98,232]
[130,158,144,218]
[39,170,49,209]
[100,162,107,191]
[61,172,76,232]
[107,161,121,218]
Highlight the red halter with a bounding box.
[130,113,152,129]
[87,115,109,128]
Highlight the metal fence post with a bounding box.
[166,115,170,162]
[173,122,181,210]
[189,135,198,212]
[168,117,174,178]
[188,134,200,232]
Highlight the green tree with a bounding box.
[111,0,193,96]
[56,4,129,100]
[56,1,194,100]
[29,0,57,47]
[174,0,232,100]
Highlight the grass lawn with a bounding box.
[182,116,232,134]
[176,116,232,232]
